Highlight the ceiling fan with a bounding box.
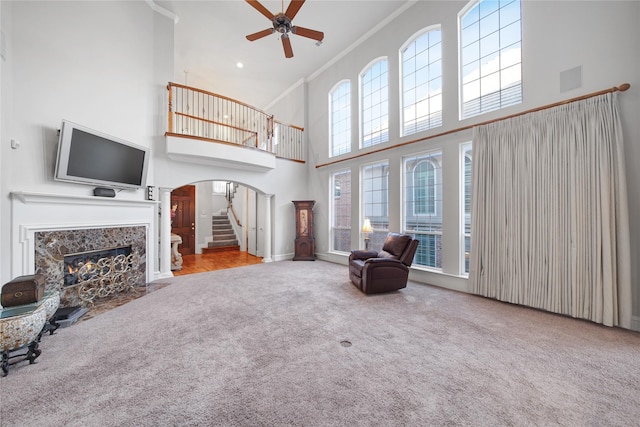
[245,0,324,59]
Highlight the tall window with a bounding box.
[331,170,352,252]
[362,162,389,250]
[461,143,472,274]
[404,151,443,269]
[460,0,522,119]
[361,59,389,148]
[330,81,351,157]
[401,27,443,136]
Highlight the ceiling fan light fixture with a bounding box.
[273,13,291,34]
[244,0,324,59]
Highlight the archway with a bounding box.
[157,180,273,279]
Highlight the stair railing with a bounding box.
[228,204,242,227]
[225,182,241,226]
[273,121,304,162]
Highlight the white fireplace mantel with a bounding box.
[11,191,158,208]
[10,191,158,283]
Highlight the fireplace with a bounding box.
[64,246,132,287]
[60,245,142,305]
[34,226,147,307]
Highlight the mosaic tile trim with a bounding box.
[0,303,47,352]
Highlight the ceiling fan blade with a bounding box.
[291,26,324,42]
[245,0,274,20]
[246,28,274,41]
[282,35,294,58]
[285,0,305,20]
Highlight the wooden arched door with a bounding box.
[171,185,196,255]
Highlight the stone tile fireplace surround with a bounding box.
[8,192,158,307]
[35,226,146,307]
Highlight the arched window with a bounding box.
[403,151,443,270]
[329,80,351,157]
[360,58,389,148]
[459,0,522,119]
[401,27,442,136]
[414,160,437,215]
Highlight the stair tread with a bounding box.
[209,242,238,247]
[211,213,237,249]
[202,245,240,253]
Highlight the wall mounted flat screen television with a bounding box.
[55,120,150,190]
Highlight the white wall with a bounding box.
[305,1,640,321]
[1,1,165,283]
[0,2,8,288]
[265,79,306,129]
[195,181,213,254]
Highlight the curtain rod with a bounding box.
[316,83,631,169]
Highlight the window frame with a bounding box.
[399,25,443,137]
[412,159,438,216]
[458,0,522,119]
[402,150,444,271]
[361,160,390,249]
[329,169,352,253]
[212,181,227,194]
[359,57,390,149]
[329,79,352,158]
[460,142,473,275]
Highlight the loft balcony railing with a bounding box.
[166,82,304,162]
[273,121,304,161]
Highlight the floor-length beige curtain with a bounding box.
[470,92,631,328]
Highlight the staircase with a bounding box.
[203,213,239,253]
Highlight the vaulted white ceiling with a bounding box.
[156,0,414,109]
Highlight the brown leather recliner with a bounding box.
[349,232,419,294]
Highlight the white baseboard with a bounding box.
[316,252,349,265]
[153,271,174,281]
[272,252,294,262]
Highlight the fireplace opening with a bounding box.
[64,246,132,287]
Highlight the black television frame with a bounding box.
[54,120,150,190]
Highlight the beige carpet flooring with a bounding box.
[1,260,639,426]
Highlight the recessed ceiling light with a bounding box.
[236,62,244,68]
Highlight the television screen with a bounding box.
[55,121,149,190]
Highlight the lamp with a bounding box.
[361,218,373,250]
